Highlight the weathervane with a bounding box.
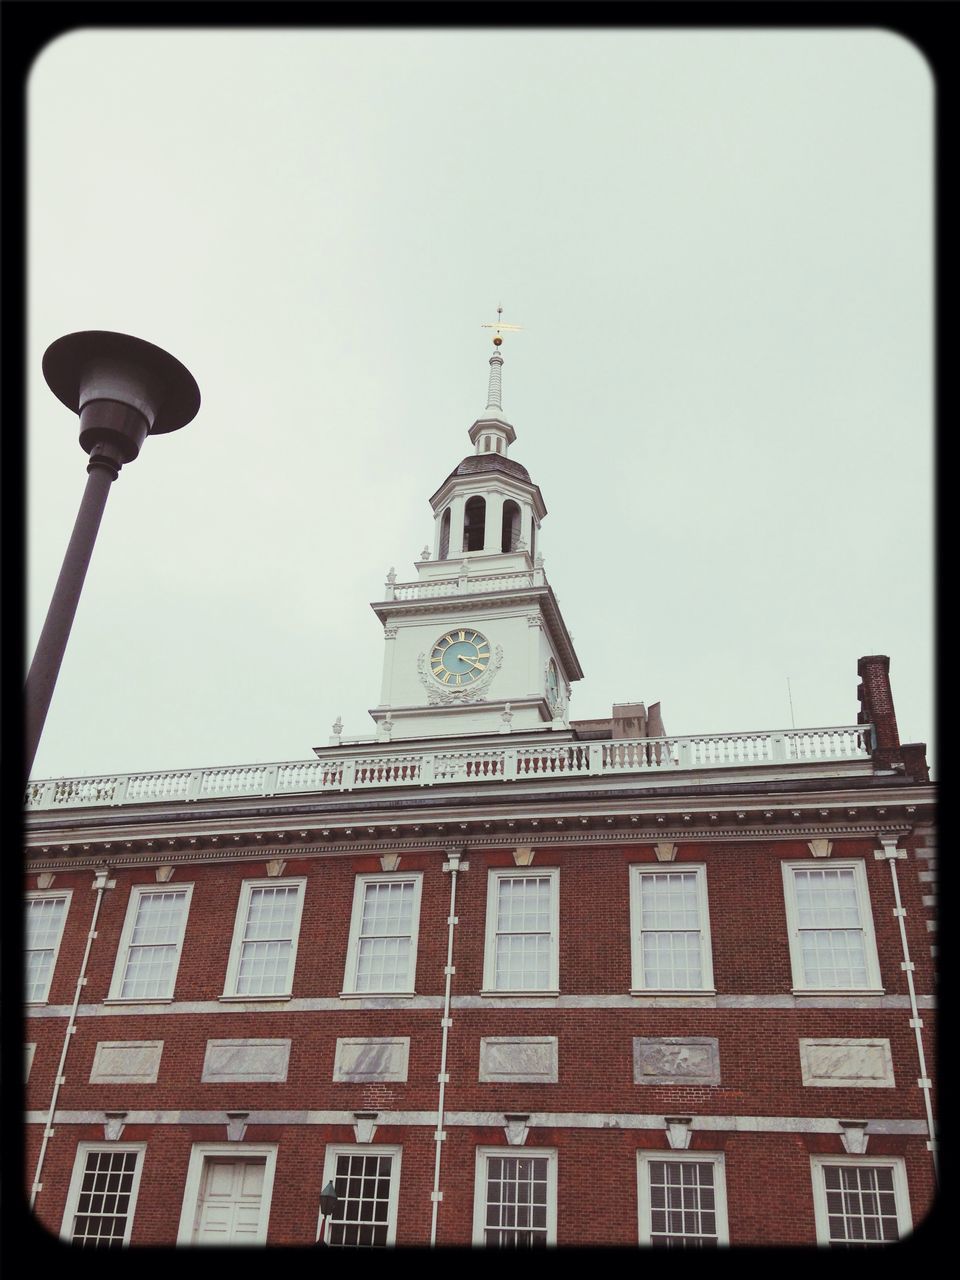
[481,305,523,347]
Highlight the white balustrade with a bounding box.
[24,725,874,811]
[387,569,536,601]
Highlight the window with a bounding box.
[342,874,423,995]
[438,507,451,560]
[463,495,486,551]
[501,499,521,552]
[630,866,714,992]
[483,868,559,993]
[25,891,72,1003]
[60,1143,146,1247]
[782,861,882,992]
[810,1156,912,1246]
[473,1148,557,1246]
[637,1151,729,1247]
[318,1146,402,1246]
[177,1144,278,1244]
[108,884,193,1000]
[222,879,306,998]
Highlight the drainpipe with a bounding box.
[876,836,937,1183]
[31,864,113,1210]
[430,847,464,1246]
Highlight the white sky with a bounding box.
[27,29,934,780]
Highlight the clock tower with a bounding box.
[368,321,583,740]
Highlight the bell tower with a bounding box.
[369,314,583,741]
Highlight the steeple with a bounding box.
[366,312,583,741]
[471,307,521,456]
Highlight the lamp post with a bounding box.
[316,1179,340,1245]
[25,331,200,782]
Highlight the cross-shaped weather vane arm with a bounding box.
[481,305,523,346]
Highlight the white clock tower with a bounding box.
[368,321,583,741]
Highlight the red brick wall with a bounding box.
[25,833,937,1246]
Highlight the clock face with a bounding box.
[430,628,491,686]
[546,659,560,705]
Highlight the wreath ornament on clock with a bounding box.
[417,627,503,704]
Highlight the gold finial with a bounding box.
[481,304,523,347]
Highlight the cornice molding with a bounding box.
[25,819,915,874]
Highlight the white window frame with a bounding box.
[472,1146,558,1247]
[60,1141,147,1246]
[810,1154,912,1246]
[221,877,306,999]
[176,1142,279,1245]
[782,860,883,994]
[629,865,715,993]
[637,1150,729,1246]
[317,1144,403,1246]
[341,872,424,996]
[482,868,560,995]
[25,889,73,1004]
[107,883,194,1002]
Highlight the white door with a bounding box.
[194,1159,266,1244]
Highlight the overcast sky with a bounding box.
[27,28,934,782]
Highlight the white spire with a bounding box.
[485,350,504,413]
[477,306,522,432]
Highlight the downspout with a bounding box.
[876,836,937,1183]
[430,847,464,1246]
[30,864,113,1210]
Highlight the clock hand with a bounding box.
[461,657,486,672]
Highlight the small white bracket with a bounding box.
[353,1111,379,1144]
[504,1114,531,1147]
[444,965,456,976]
[225,1112,249,1142]
[430,1191,444,1203]
[665,1117,693,1150]
[909,1018,923,1029]
[875,837,907,860]
[434,1131,447,1142]
[838,1120,869,1155]
[103,1112,127,1142]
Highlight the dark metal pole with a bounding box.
[25,449,121,781]
[27,331,200,785]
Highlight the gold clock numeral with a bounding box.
[458,629,466,641]
[444,634,455,646]
[442,672,452,684]
[455,674,462,685]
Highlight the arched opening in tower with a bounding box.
[501,500,521,552]
[463,496,486,552]
[438,507,451,560]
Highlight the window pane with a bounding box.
[354,881,415,991]
[327,1154,393,1248]
[647,1160,718,1246]
[821,1166,901,1246]
[484,1156,549,1247]
[70,1151,138,1247]
[25,897,68,1002]
[493,876,554,990]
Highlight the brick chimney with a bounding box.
[857,654,929,782]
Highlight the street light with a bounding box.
[316,1179,340,1245]
[25,330,200,781]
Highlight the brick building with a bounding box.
[24,339,935,1247]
